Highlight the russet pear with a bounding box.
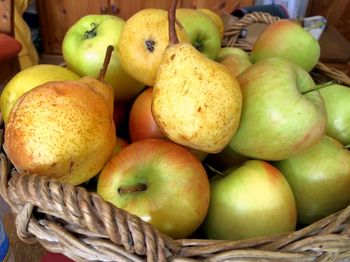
[4,77,116,186]
[152,0,242,153]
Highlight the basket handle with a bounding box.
[223,12,280,48]
[222,12,350,87]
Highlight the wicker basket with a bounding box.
[1,12,350,262]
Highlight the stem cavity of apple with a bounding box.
[118,184,147,194]
[194,39,204,52]
[345,144,350,149]
[84,22,98,39]
[168,0,179,45]
[301,80,341,95]
[98,45,114,82]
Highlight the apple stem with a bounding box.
[98,45,114,82]
[301,80,340,95]
[168,0,179,45]
[84,22,98,39]
[118,184,147,194]
[206,164,226,178]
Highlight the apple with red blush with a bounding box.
[97,139,210,239]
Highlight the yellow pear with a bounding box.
[1,64,80,124]
[152,0,242,153]
[118,8,188,86]
[4,47,116,185]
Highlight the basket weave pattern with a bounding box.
[1,12,350,262]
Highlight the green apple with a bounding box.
[274,135,350,225]
[229,58,327,161]
[202,160,297,240]
[217,47,252,77]
[118,9,188,86]
[319,84,350,145]
[251,20,320,72]
[176,8,221,60]
[97,139,210,239]
[62,14,144,101]
[198,8,224,40]
[0,64,79,124]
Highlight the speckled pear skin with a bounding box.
[152,43,242,153]
[4,80,116,186]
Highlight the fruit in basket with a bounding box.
[111,137,129,157]
[0,64,79,124]
[251,20,320,72]
[152,0,242,153]
[319,84,350,145]
[198,8,224,40]
[216,47,252,77]
[129,87,166,142]
[205,145,249,171]
[118,9,188,86]
[274,135,350,225]
[176,8,222,60]
[202,160,297,241]
[128,86,208,161]
[4,48,117,186]
[62,14,144,101]
[228,58,326,160]
[97,139,210,239]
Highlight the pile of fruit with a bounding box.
[1,0,350,245]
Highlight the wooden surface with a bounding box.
[0,196,47,262]
[36,0,253,54]
[307,0,350,43]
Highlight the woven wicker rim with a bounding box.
[1,12,350,262]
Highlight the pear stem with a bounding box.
[98,45,114,82]
[301,80,340,95]
[118,183,147,194]
[168,0,179,45]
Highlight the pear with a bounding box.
[118,8,188,86]
[152,0,242,153]
[4,47,116,186]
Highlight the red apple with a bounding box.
[97,139,210,239]
[202,160,297,241]
[129,87,166,142]
[274,135,350,225]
